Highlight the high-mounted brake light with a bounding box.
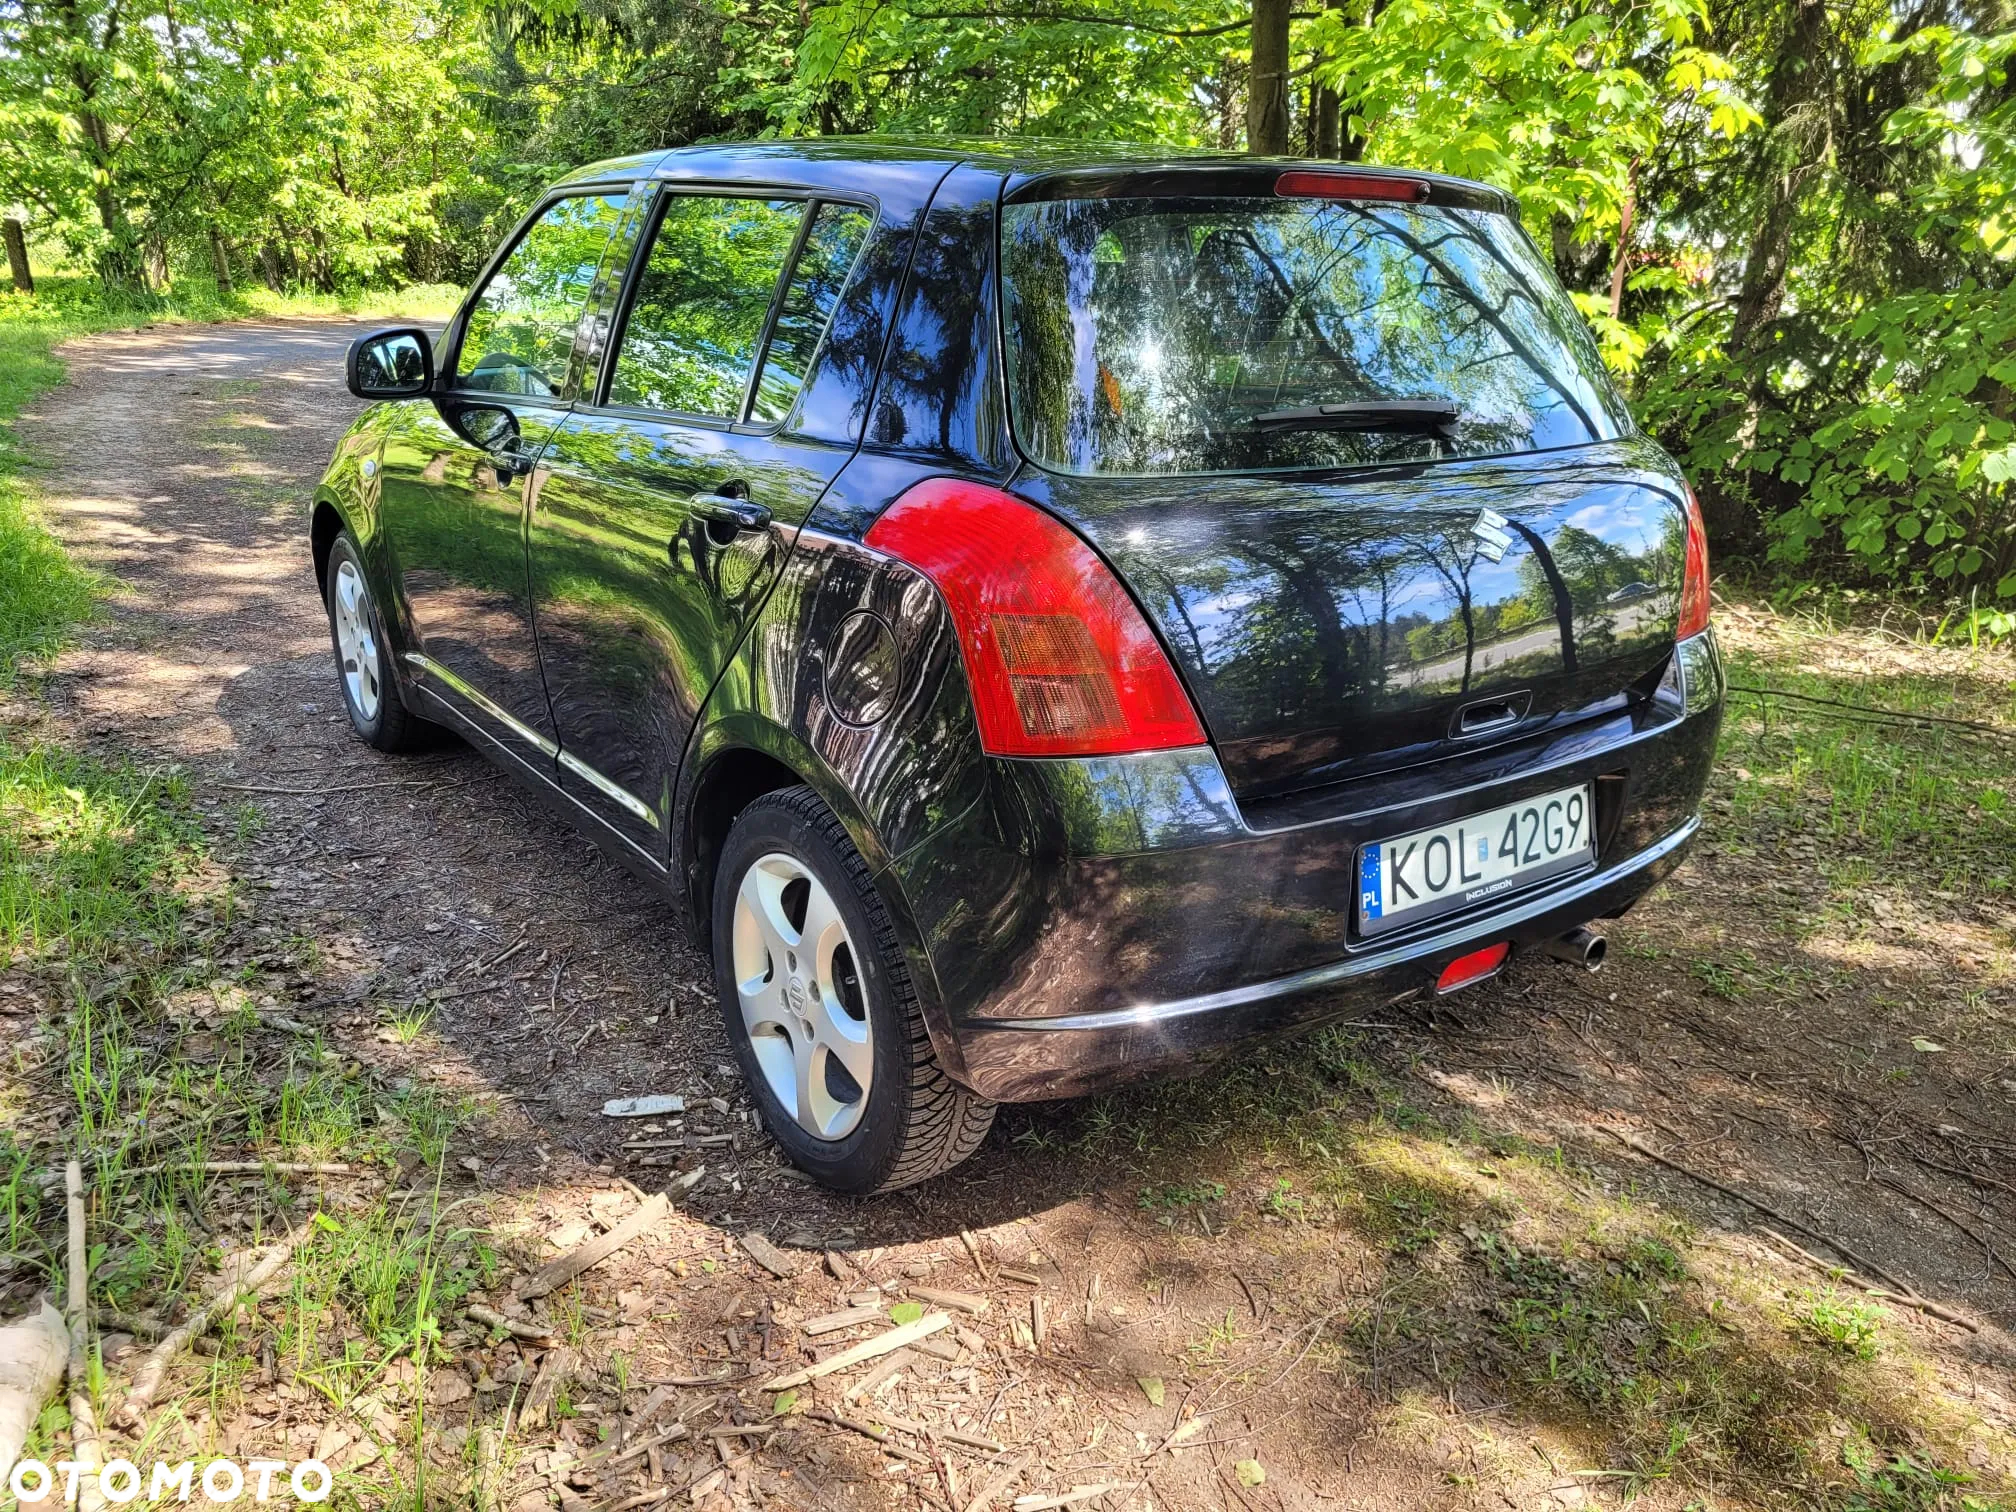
[864,479,1207,758]
[1678,486,1712,640]
[1275,171,1430,203]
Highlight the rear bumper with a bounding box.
[883,633,1722,1102]
[942,815,1693,1100]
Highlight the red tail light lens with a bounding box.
[1275,171,1430,202]
[1436,941,1510,993]
[864,479,1207,758]
[1678,486,1712,640]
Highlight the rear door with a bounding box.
[378,188,631,756]
[529,190,877,851]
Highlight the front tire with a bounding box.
[324,532,428,753]
[713,786,995,1193]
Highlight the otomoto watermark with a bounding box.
[6,1458,333,1504]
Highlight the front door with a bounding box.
[530,193,876,852]
[378,188,631,758]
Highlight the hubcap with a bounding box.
[331,559,382,721]
[732,853,872,1141]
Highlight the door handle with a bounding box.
[494,443,539,479]
[691,494,771,533]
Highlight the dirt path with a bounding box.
[17,319,2016,1510]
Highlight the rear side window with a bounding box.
[608,196,802,418]
[1000,196,1634,476]
[750,204,874,423]
[459,193,628,397]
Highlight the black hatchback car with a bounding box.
[315,139,1722,1192]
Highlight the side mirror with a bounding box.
[346,328,434,399]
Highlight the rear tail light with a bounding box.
[864,479,1207,758]
[1275,171,1430,203]
[1678,486,1712,640]
[1437,941,1510,993]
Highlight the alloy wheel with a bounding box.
[331,558,382,722]
[731,852,873,1140]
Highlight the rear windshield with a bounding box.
[999,196,1633,476]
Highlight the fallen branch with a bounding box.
[0,1301,68,1483]
[91,1310,220,1355]
[761,1313,952,1390]
[642,1370,745,1387]
[585,1422,689,1470]
[466,1304,554,1344]
[739,1230,804,1279]
[1757,1229,1978,1332]
[1014,1483,1141,1511]
[518,1346,576,1432]
[962,1451,1034,1512]
[842,1349,912,1402]
[904,1286,989,1316]
[802,1408,931,1464]
[803,1305,884,1337]
[117,1226,304,1427]
[66,1163,107,1512]
[1601,1128,1913,1293]
[873,1410,1005,1454]
[518,1194,668,1299]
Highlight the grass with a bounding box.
[0,271,481,1505]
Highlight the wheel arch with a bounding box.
[310,494,346,595]
[674,715,973,1088]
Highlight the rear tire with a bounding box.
[713,785,995,1193]
[324,532,430,753]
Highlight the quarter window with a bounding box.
[458,193,628,397]
[609,196,802,418]
[749,204,874,423]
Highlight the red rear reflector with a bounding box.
[1436,941,1510,993]
[864,479,1207,758]
[1678,486,1712,640]
[1275,171,1430,202]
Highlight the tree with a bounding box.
[1247,0,1291,152]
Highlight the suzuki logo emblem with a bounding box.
[1470,508,1513,563]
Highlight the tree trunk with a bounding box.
[1215,55,1241,149]
[1313,84,1340,157]
[1246,0,1292,154]
[146,234,168,291]
[2,219,32,294]
[1729,0,1831,351]
[1334,0,1385,161]
[209,227,232,293]
[1607,161,1639,320]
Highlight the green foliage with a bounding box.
[1795,1287,1887,1361]
[0,0,2008,603]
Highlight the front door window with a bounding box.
[460,193,629,398]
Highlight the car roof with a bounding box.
[553,136,1516,214]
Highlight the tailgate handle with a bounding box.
[1453,691,1531,738]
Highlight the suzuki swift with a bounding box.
[314,139,1722,1193]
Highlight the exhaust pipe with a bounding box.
[1542,926,1606,972]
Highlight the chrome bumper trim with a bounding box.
[982,817,1699,1033]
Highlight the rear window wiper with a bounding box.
[1250,399,1460,434]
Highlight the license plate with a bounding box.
[1357,784,1594,935]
